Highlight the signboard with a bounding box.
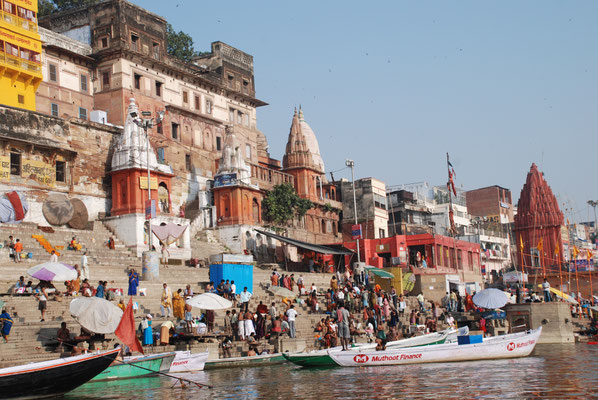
[214,173,238,188]
[376,244,389,252]
[351,224,362,240]
[139,176,158,190]
[145,199,156,220]
[0,156,9,181]
[569,259,595,272]
[22,159,55,187]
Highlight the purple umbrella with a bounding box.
[27,262,78,282]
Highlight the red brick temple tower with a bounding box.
[514,163,563,272]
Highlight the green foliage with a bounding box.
[323,203,338,214]
[38,0,100,17]
[166,23,203,63]
[262,184,313,226]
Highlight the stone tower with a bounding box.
[514,163,564,271]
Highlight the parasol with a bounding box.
[186,293,232,310]
[365,266,394,279]
[70,297,123,334]
[473,288,509,309]
[267,286,296,298]
[27,262,77,282]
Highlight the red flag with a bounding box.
[115,298,143,354]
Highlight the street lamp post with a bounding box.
[131,108,165,251]
[346,159,360,263]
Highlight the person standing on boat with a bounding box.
[128,269,139,296]
[0,309,13,342]
[542,279,551,302]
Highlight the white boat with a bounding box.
[169,350,209,373]
[328,327,542,367]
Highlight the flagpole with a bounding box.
[588,251,594,304]
[519,235,525,283]
[574,248,580,302]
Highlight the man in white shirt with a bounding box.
[286,305,298,338]
[240,287,252,312]
[81,252,89,280]
[50,250,58,263]
[542,279,551,302]
[310,284,317,295]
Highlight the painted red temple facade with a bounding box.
[514,163,564,271]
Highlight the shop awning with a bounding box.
[254,229,353,255]
[365,266,395,279]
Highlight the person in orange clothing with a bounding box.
[13,239,23,263]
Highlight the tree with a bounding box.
[262,184,313,227]
[38,0,100,17]
[166,23,201,63]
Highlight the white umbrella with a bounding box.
[70,297,123,334]
[186,293,232,310]
[473,288,509,309]
[267,286,296,298]
[27,262,77,282]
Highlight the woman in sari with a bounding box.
[128,269,139,296]
[1,309,13,343]
[141,314,153,346]
[172,289,185,320]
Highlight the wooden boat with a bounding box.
[204,353,285,370]
[169,351,209,373]
[0,348,120,399]
[284,329,454,368]
[91,352,175,381]
[328,327,542,367]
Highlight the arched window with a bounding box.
[158,182,170,213]
[220,194,231,218]
[321,219,326,233]
[252,198,260,222]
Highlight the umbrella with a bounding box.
[70,297,123,334]
[267,286,296,298]
[365,266,395,279]
[473,288,508,309]
[535,285,579,304]
[27,262,77,282]
[186,293,232,310]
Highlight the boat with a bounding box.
[169,350,209,373]
[204,353,285,370]
[328,327,542,367]
[0,348,120,399]
[91,352,176,381]
[284,329,455,368]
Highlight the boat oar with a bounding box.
[36,334,212,389]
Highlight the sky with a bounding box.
[135,0,597,223]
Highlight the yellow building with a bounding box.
[0,0,42,111]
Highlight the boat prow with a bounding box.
[0,348,120,399]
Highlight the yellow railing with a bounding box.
[0,51,40,73]
[1,10,37,33]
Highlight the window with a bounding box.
[80,74,88,93]
[194,95,200,110]
[78,107,87,120]
[3,1,15,15]
[237,110,243,124]
[374,193,387,210]
[205,99,212,114]
[185,154,191,171]
[157,148,165,163]
[102,71,110,90]
[100,36,108,48]
[130,33,139,51]
[245,144,251,159]
[227,74,234,89]
[156,122,162,134]
[134,73,141,90]
[152,42,160,60]
[228,108,234,122]
[51,103,59,117]
[17,94,24,104]
[182,91,188,104]
[48,63,57,82]
[242,79,249,94]
[55,161,66,183]
[216,136,222,151]
[155,81,162,97]
[10,152,20,176]
[171,123,179,140]
[378,229,385,238]
[243,113,249,127]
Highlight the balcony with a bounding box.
[0,52,41,74]
[1,11,37,34]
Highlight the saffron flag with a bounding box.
[537,238,543,253]
[554,242,559,256]
[115,297,144,354]
[572,246,580,259]
[587,249,593,260]
[519,235,524,251]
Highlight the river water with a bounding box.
[65,344,597,399]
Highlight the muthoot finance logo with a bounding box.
[506,342,515,351]
[353,354,369,363]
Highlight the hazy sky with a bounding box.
[135,1,597,222]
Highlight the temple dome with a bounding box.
[282,108,325,173]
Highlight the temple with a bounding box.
[513,163,564,272]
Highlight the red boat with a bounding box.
[0,348,120,399]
